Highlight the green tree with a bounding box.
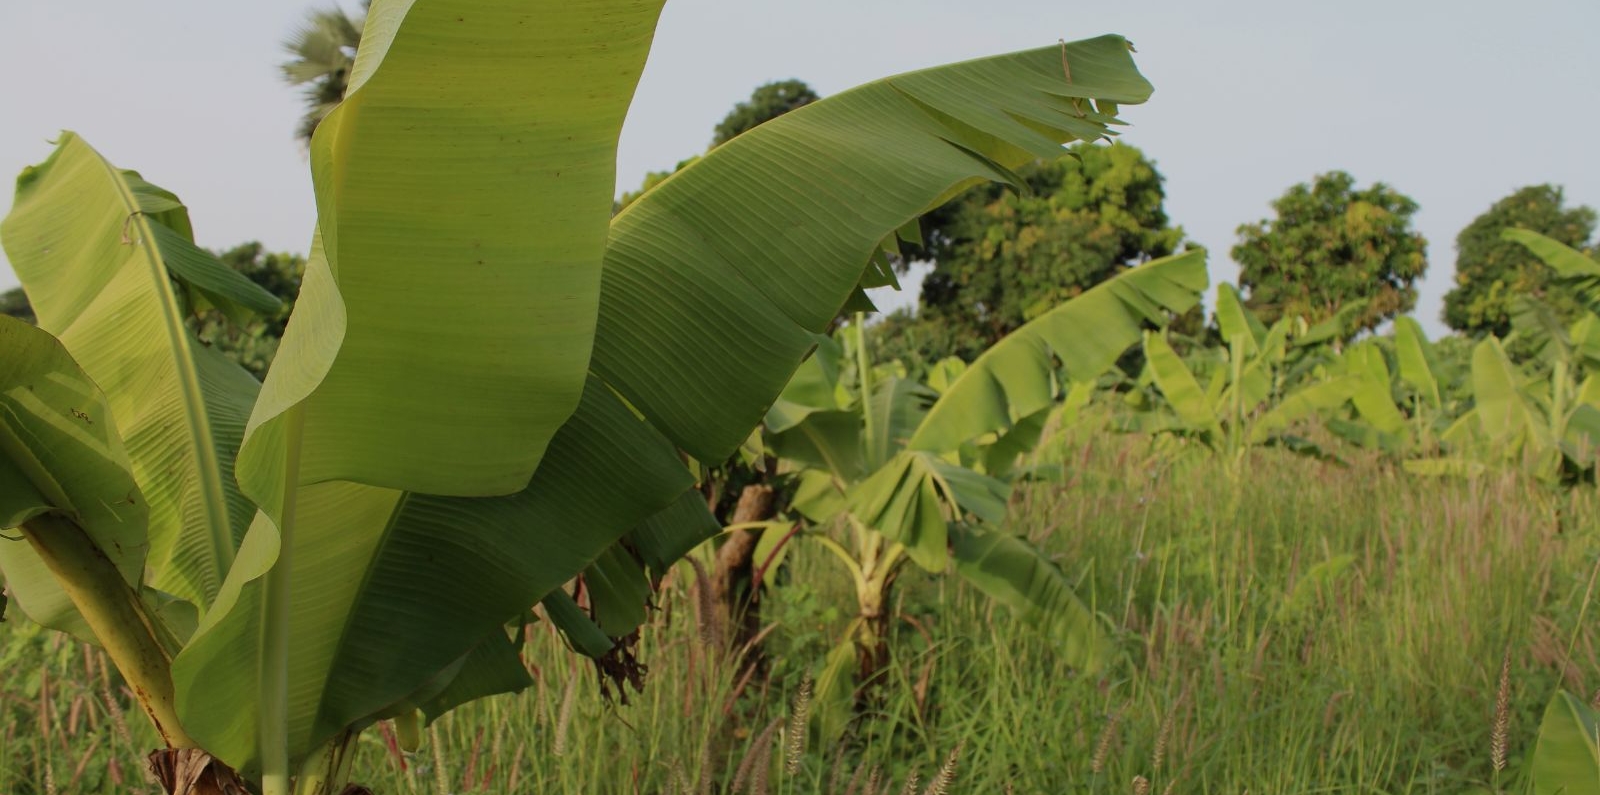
[5,245,302,374]
[906,142,1184,360]
[1442,185,1598,338]
[190,243,305,378]
[280,3,366,146]
[0,286,34,324]
[710,79,820,147]
[1232,171,1426,340]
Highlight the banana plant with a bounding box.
[1407,337,1600,483]
[755,250,1206,739]
[1508,228,1600,314]
[1123,284,1378,466]
[0,2,1161,790]
[1394,235,1600,481]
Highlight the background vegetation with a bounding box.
[2,3,1599,793]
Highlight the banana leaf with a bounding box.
[909,250,1207,453]
[1393,316,1441,411]
[2,134,264,611]
[1532,690,1600,795]
[1143,330,1223,441]
[597,35,1161,464]
[949,526,1114,673]
[1508,228,1600,313]
[0,316,148,639]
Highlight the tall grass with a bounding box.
[3,430,1597,793]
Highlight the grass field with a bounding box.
[4,431,1598,794]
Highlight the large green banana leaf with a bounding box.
[1508,228,1600,313]
[949,526,1114,673]
[236,0,660,501]
[0,316,147,639]
[1532,690,1600,795]
[1143,329,1224,441]
[1510,295,1574,366]
[1340,342,1407,436]
[868,376,938,467]
[1393,316,1441,410]
[765,334,846,434]
[1248,376,1363,444]
[1473,337,1549,451]
[1215,283,1267,356]
[908,250,1207,453]
[597,34,1157,464]
[846,451,1010,572]
[172,377,693,773]
[1,134,268,610]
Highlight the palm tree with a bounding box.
[280,3,365,146]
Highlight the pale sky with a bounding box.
[2,1,1597,337]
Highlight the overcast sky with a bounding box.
[2,0,1596,337]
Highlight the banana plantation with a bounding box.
[1,1,1598,793]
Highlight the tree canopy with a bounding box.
[710,79,820,147]
[879,142,1182,363]
[1233,171,1427,341]
[0,286,33,325]
[280,2,365,146]
[189,242,305,378]
[1441,184,1598,338]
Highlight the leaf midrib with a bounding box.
[93,150,237,600]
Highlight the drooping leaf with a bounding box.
[417,629,533,726]
[598,35,1158,464]
[847,454,947,571]
[791,469,847,524]
[1508,228,1600,314]
[2,134,260,610]
[949,526,1114,673]
[1510,295,1573,366]
[0,316,148,640]
[627,490,723,576]
[845,451,1012,572]
[541,589,614,659]
[769,411,865,483]
[812,635,859,744]
[1249,375,1363,444]
[583,545,653,637]
[765,335,844,433]
[910,250,1207,453]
